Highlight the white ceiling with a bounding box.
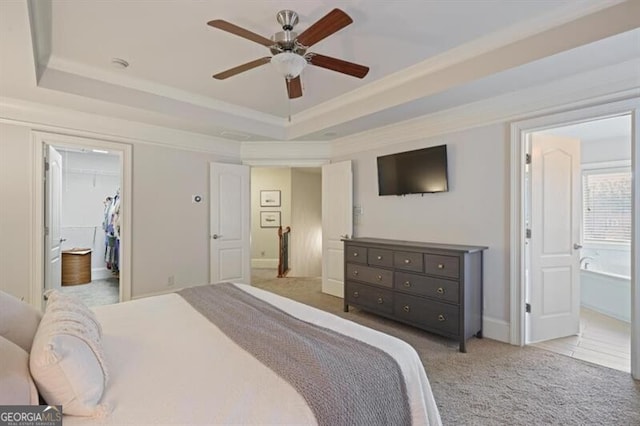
[0,0,638,143]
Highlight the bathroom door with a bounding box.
[528,134,581,343]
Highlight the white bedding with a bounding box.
[65,283,441,425]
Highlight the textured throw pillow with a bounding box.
[44,290,103,338]
[0,290,42,352]
[0,336,39,405]
[30,291,108,417]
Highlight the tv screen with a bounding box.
[377,145,449,195]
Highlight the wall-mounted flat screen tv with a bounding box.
[377,144,449,195]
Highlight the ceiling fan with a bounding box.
[207,8,369,99]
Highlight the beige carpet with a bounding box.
[251,270,640,426]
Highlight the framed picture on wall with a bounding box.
[260,211,281,228]
[260,190,281,207]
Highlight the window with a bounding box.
[582,167,631,243]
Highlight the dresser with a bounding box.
[343,237,487,352]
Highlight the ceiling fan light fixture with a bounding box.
[270,52,306,80]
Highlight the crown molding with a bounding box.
[331,60,640,157]
[241,140,330,165]
[0,96,241,157]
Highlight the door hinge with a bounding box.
[526,228,531,238]
[44,226,49,236]
[525,303,531,313]
[525,153,531,165]
[44,161,50,172]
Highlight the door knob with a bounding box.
[341,234,350,239]
[59,238,67,243]
[212,234,222,239]
[573,243,583,250]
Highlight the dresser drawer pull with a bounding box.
[353,291,359,298]
[438,314,446,322]
[377,297,384,304]
[377,275,382,281]
[353,270,359,276]
[403,305,410,313]
[403,281,411,288]
[404,259,411,264]
[353,252,359,257]
[437,263,445,269]
[436,287,444,294]
[377,255,383,260]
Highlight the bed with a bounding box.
[1,283,442,425]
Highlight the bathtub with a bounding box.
[581,269,631,323]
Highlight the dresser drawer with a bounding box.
[346,264,393,288]
[368,248,393,267]
[346,282,393,314]
[394,294,459,336]
[394,272,459,303]
[424,254,459,278]
[393,251,423,272]
[346,245,367,264]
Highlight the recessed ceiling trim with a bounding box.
[287,1,640,140]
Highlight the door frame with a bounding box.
[31,131,132,309]
[509,97,640,379]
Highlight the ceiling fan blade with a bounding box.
[296,8,353,48]
[213,57,272,80]
[308,54,369,78]
[286,76,303,99]
[207,19,274,47]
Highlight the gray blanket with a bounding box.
[178,283,411,426]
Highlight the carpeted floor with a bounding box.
[251,269,640,426]
[59,277,119,307]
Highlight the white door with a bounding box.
[209,162,250,284]
[528,134,581,343]
[321,161,353,297]
[45,145,63,291]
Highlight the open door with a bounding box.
[44,145,63,292]
[528,134,581,343]
[209,162,250,284]
[321,161,353,297]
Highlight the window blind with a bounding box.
[582,169,631,243]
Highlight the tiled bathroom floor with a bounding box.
[532,308,630,373]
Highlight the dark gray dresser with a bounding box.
[343,237,487,352]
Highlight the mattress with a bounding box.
[65,283,441,425]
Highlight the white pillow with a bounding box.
[0,290,42,352]
[44,290,103,338]
[0,336,39,405]
[30,292,109,417]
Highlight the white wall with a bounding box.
[334,123,510,334]
[0,124,33,301]
[290,168,322,277]
[250,168,291,268]
[0,122,236,301]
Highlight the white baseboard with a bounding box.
[251,259,278,269]
[482,316,510,343]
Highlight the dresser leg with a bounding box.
[344,303,349,313]
[459,341,467,353]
